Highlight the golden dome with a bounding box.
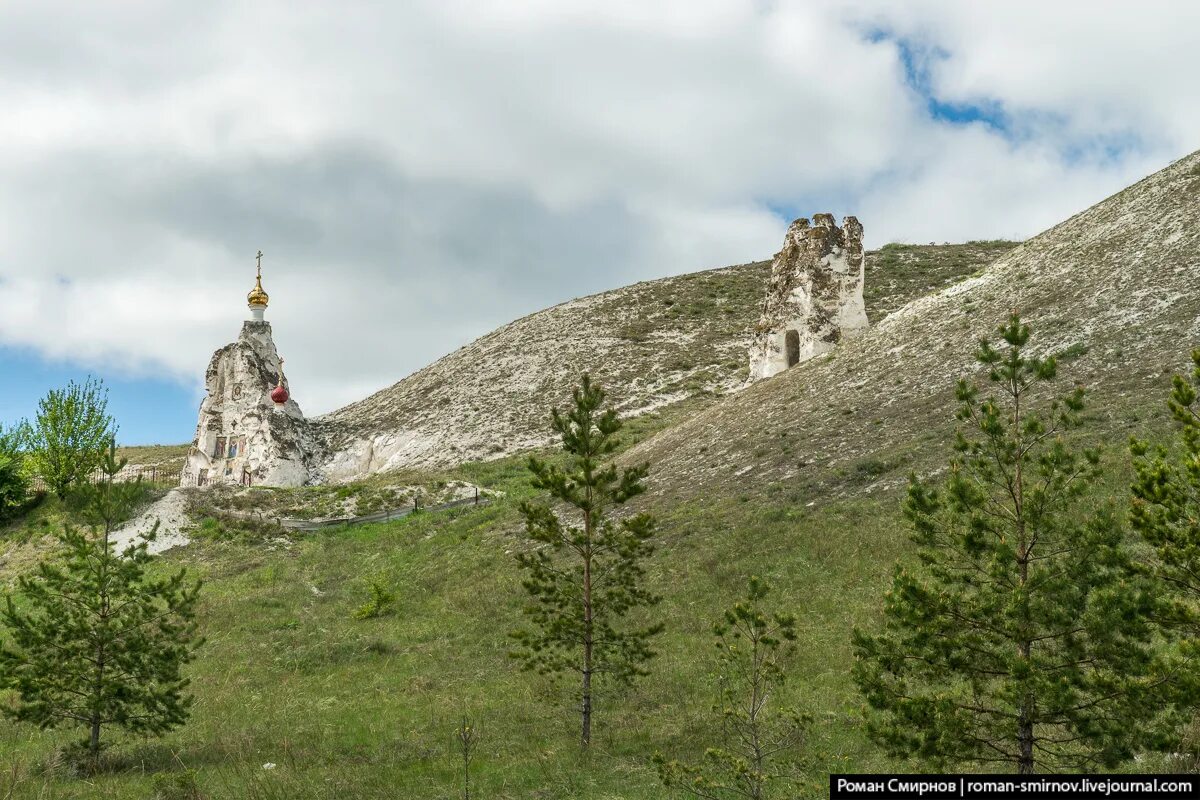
[247,250,269,308]
[247,276,268,307]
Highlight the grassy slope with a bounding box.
[190,470,482,525]
[115,444,191,475]
[866,240,1018,320]
[0,407,916,799]
[0,484,167,578]
[2,394,1178,798]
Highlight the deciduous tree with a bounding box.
[0,421,30,519]
[25,377,116,498]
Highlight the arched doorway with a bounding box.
[785,330,800,367]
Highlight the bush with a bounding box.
[0,422,30,520]
[0,452,29,521]
[1057,342,1090,362]
[193,517,229,541]
[352,579,396,620]
[151,769,203,800]
[656,577,812,798]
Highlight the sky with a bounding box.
[0,1,1197,444]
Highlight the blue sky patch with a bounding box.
[0,346,198,446]
[865,28,1012,135]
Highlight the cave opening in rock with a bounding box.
[785,330,800,367]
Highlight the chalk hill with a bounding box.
[629,149,1200,504]
[315,241,1014,479]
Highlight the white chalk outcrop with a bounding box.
[180,321,322,488]
[111,489,192,555]
[747,214,868,382]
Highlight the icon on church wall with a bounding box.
[214,436,227,459]
[232,385,243,400]
[228,438,239,458]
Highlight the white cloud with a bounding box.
[847,1,1200,148]
[0,0,1195,419]
[859,129,1166,246]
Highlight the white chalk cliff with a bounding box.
[181,255,322,488]
[747,214,868,382]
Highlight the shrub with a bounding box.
[656,577,812,798]
[352,579,396,620]
[150,769,203,800]
[0,422,30,521]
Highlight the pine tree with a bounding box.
[0,442,202,768]
[1130,349,1200,716]
[852,314,1165,773]
[25,377,116,498]
[510,374,663,747]
[656,577,812,800]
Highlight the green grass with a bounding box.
[116,443,191,473]
[191,469,474,524]
[0,424,915,798]
[0,484,166,575]
[865,241,1020,320]
[0,409,1186,797]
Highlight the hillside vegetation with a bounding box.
[0,415,919,799]
[0,389,1180,798]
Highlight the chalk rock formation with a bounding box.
[747,214,867,382]
[180,321,321,488]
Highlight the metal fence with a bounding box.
[28,465,184,494]
[227,490,489,532]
